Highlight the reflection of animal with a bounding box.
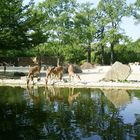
[45,86,64,102]
[46,66,63,83]
[44,86,80,105]
[27,85,40,104]
[68,64,81,81]
[27,57,41,84]
[68,88,80,105]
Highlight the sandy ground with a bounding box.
[0,65,140,89]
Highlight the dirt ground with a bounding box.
[0,65,140,89]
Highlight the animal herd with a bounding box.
[27,85,81,105]
[26,57,81,85]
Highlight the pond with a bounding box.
[0,86,140,140]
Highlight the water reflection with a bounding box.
[27,85,40,105]
[102,89,130,108]
[0,86,140,139]
[68,88,80,105]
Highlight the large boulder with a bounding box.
[103,61,131,81]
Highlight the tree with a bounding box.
[133,0,140,21]
[0,0,48,58]
[36,0,77,65]
[0,0,33,51]
[98,0,131,64]
[73,2,96,63]
[95,3,109,65]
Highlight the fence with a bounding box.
[0,56,64,66]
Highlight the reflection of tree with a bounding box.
[134,114,140,139]
[128,90,140,100]
[73,89,132,139]
[0,86,140,139]
[102,89,130,108]
[39,86,81,139]
[0,86,30,140]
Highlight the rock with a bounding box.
[103,61,131,81]
[14,72,26,76]
[73,64,82,73]
[64,64,82,73]
[80,62,94,69]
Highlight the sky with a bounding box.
[24,0,140,41]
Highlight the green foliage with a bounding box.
[0,0,140,65]
[63,44,86,63]
[73,3,97,62]
[0,0,34,50]
[113,39,140,64]
[96,0,132,64]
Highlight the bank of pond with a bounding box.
[0,86,140,140]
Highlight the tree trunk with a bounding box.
[110,43,114,65]
[37,52,42,67]
[101,45,105,65]
[57,57,60,66]
[87,44,91,63]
